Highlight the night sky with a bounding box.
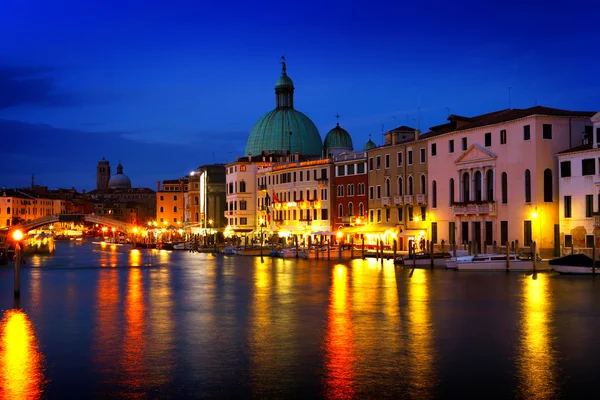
[1,0,598,191]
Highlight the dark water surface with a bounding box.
[0,241,599,399]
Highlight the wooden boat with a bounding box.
[395,252,452,268]
[549,254,599,275]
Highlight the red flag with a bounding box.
[273,191,279,203]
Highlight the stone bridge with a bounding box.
[4,214,138,237]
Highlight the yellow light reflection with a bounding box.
[517,273,557,398]
[129,249,142,267]
[324,264,356,398]
[407,269,435,397]
[122,268,147,395]
[0,309,45,399]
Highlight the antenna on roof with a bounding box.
[417,97,421,131]
[382,124,385,145]
[508,85,512,109]
[445,107,450,117]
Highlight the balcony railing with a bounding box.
[341,216,355,224]
[381,197,390,206]
[416,194,426,204]
[404,195,413,205]
[258,184,267,191]
[393,196,403,206]
[452,201,497,216]
[595,215,600,227]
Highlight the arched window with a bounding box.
[194,196,199,205]
[420,175,426,195]
[160,206,164,212]
[338,203,344,217]
[449,178,455,206]
[385,179,390,197]
[432,180,437,208]
[501,172,508,204]
[474,171,482,202]
[239,181,246,193]
[486,170,494,201]
[462,172,470,202]
[6,207,10,214]
[408,176,413,195]
[348,202,354,216]
[173,206,178,213]
[228,182,234,194]
[359,203,364,216]
[525,169,531,203]
[398,177,403,196]
[544,168,553,202]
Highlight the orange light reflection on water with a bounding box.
[122,268,147,397]
[517,273,557,399]
[0,309,45,399]
[324,264,356,399]
[407,269,436,397]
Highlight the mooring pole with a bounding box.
[14,243,22,298]
[532,241,537,272]
[506,243,510,272]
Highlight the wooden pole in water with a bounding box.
[350,235,354,259]
[430,241,434,269]
[14,243,22,298]
[295,235,299,259]
[506,243,510,272]
[593,242,596,275]
[413,241,417,269]
[453,241,457,258]
[532,241,537,272]
[338,237,342,261]
[328,238,331,260]
[393,239,397,260]
[380,238,384,265]
[362,235,365,260]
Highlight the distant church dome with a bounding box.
[324,123,353,157]
[245,59,323,156]
[108,163,132,189]
[364,137,376,150]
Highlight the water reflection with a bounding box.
[0,309,45,399]
[122,267,147,397]
[324,264,356,399]
[517,273,557,398]
[406,269,436,398]
[97,244,119,267]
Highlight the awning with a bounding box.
[340,225,400,235]
[233,228,254,233]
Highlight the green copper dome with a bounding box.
[245,59,323,156]
[246,108,323,156]
[323,123,353,156]
[364,139,376,150]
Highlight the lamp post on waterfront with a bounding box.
[13,229,24,298]
[259,217,266,263]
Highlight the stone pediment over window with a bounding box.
[455,144,497,167]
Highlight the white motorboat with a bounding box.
[451,253,549,271]
[549,254,599,275]
[278,247,309,259]
[173,242,193,250]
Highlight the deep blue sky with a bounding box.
[1,0,598,191]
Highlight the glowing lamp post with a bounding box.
[12,229,24,298]
[259,217,266,263]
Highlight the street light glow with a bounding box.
[12,230,24,241]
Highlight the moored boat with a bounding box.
[549,254,599,275]
[395,252,452,268]
[452,253,550,271]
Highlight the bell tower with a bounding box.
[97,158,111,190]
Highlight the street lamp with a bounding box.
[259,217,266,263]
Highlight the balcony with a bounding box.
[595,215,600,227]
[258,184,267,191]
[393,196,403,206]
[341,216,356,224]
[381,197,390,206]
[416,194,426,204]
[404,195,413,205]
[452,201,497,216]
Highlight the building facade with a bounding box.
[156,178,188,226]
[425,106,594,255]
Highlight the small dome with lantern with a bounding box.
[108,162,132,189]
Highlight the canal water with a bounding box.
[0,241,599,399]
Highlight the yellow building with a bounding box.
[0,188,64,229]
[156,179,188,227]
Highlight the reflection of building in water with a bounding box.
[93,268,121,389]
[517,274,557,398]
[145,267,174,389]
[324,264,356,398]
[407,269,436,397]
[122,268,147,396]
[0,309,45,399]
